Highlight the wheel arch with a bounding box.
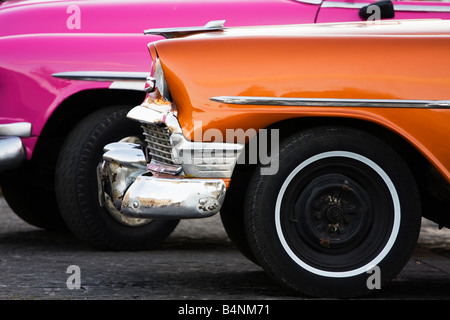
[30,88,145,173]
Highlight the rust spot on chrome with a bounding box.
[320,238,330,248]
[138,198,180,208]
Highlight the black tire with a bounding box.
[55,105,179,251]
[244,126,421,298]
[220,159,260,264]
[220,206,258,264]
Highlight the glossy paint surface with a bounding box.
[1,0,319,37]
[0,0,318,159]
[0,33,153,157]
[2,0,450,159]
[317,0,450,22]
[151,20,450,180]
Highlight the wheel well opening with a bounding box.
[39,89,145,144]
[29,89,145,189]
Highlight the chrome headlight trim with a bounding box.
[153,59,171,102]
[127,105,244,178]
[144,76,156,93]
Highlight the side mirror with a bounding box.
[359,0,395,20]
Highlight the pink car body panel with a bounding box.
[0,33,152,158]
[1,0,450,166]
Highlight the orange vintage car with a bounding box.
[99,19,450,297]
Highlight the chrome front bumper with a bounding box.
[99,142,226,219]
[99,97,244,219]
[0,122,31,172]
[121,175,226,219]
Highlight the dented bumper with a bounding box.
[121,175,226,219]
[99,141,226,219]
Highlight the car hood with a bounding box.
[0,0,179,36]
[0,0,319,37]
[0,0,65,9]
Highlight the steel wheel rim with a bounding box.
[275,151,401,278]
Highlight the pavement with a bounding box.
[0,193,449,300]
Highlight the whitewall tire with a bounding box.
[244,126,421,298]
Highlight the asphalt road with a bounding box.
[0,194,449,302]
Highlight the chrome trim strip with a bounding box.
[109,81,146,91]
[321,1,450,12]
[52,71,149,82]
[210,96,450,109]
[321,1,368,9]
[144,20,226,39]
[394,4,450,12]
[0,122,32,137]
[293,0,323,5]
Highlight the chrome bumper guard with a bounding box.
[0,137,27,172]
[121,175,225,219]
[99,99,243,219]
[0,122,31,172]
[99,141,226,219]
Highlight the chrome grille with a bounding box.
[141,123,174,165]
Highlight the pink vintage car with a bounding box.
[1,0,450,251]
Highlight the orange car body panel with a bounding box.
[150,20,450,181]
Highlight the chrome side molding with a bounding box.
[52,71,149,91]
[52,71,149,81]
[0,122,31,137]
[211,96,450,109]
